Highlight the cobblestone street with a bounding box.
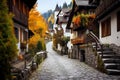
[29,42,120,80]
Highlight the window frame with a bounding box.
[101,17,111,37]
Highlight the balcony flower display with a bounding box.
[72,13,95,29]
[71,36,85,45]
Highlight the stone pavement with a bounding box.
[29,42,120,80]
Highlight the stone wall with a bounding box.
[79,44,98,69]
[109,44,120,55]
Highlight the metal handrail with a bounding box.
[87,30,103,57]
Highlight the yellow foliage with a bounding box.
[29,34,40,46]
[28,4,48,48]
[29,4,48,38]
[48,14,54,24]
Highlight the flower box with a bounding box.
[71,37,85,45]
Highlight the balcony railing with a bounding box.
[71,37,85,45]
[72,24,86,31]
[95,0,117,16]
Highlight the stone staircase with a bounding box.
[93,44,120,75]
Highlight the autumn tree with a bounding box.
[0,0,18,79]
[29,4,48,54]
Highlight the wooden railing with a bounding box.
[71,37,85,45]
[95,0,117,16]
[87,30,103,57]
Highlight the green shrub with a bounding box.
[0,0,18,79]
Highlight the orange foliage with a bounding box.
[29,4,48,37]
[28,5,48,48]
[89,14,96,19]
[28,4,48,45]
[72,13,96,27]
[29,34,40,46]
[72,15,81,26]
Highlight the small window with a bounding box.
[101,17,111,37]
[14,27,19,40]
[117,11,120,32]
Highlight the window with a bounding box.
[20,28,23,42]
[117,11,120,32]
[14,27,19,40]
[23,31,27,42]
[101,17,111,37]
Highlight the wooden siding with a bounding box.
[95,0,117,16]
[8,0,30,27]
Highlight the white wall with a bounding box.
[99,8,120,46]
[61,23,71,37]
[53,11,59,31]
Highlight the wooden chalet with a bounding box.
[56,8,71,36]
[55,8,72,52]
[7,0,37,54]
[66,0,97,59]
[94,0,120,75]
[66,0,120,75]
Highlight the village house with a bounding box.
[66,0,96,59]
[7,0,36,56]
[66,0,120,75]
[54,5,72,52]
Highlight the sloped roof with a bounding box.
[24,0,37,9]
[75,0,96,9]
[66,0,96,29]
[75,0,89,6]
[56,8,71,24]
[55,4,61,11]
[62,8,71,13]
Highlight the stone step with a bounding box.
[100,54,120,58]
[104,63,120,70]
[97,48,113,51]
[93,45,113,51]
[97,51,114,55]
[103,58,120,63]
[107,69,120,75]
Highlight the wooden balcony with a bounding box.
[71,37,85,45]
[95,0,118,17]
[72,24,86,31]
[12,6,28,27]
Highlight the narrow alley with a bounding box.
[29,42,120,80]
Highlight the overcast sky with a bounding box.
[37,0,71,13]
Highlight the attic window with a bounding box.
[117,11,120,32]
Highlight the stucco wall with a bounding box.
[99,8,120,46]
[62,23,71,37]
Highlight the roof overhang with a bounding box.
[66,0,96,29]
[24,0,37,9]
[96,0,120,21]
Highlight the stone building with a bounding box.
[66,0,120,75]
